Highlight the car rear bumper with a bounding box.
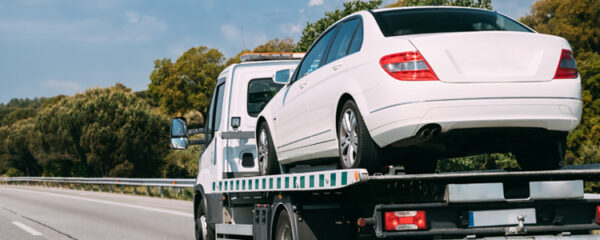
[366,97,582,148]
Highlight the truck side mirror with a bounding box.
[273,69,291,85]
[170,117,190,150]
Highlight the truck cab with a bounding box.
[169,53,303,239]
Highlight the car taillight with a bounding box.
[384,210,427,231]
[554,49,578,79]
[596,206,600,224]
[380,51,438,81]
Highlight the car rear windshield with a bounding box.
[372,8,533,37]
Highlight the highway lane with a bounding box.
[0,185,194,240]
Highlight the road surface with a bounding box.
[0,185,194,240]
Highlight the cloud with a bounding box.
[124,11,140,24]
[43,79,82,93]
[308,0,324,7]
[221,24,242,42]
[0,13,168,44]
[280,23,302,36]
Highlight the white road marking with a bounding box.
[12,221,43,236]
[1,187,193,218]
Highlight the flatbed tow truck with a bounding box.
[169,53,600,240]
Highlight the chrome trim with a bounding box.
[370,97,582,114]
[278,139,336,153]
[278,129,331,149]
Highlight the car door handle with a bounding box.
[299,82,308,89]
[332,64,342,71]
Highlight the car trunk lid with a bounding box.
[406,32,564,83]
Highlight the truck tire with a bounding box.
[195,201,215,240]
[337,100,382,173]
[515,137,565,171]
[274,210,293,240]
[258,122,280,175]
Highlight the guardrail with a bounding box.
[0,177,196,199]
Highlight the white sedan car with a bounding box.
[256,7,581,175]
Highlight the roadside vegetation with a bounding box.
[0,0,598,185]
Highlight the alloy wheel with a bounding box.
[258,128,269,175]
[339,108,358,168]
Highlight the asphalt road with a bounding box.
[0,185,194,240]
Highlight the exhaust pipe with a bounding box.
[416,124,441,139]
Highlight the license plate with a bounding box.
[469,208,536,227]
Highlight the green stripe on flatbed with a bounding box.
[208,169,368,194]
[330,173,336,187]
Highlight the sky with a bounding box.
[0,0,536,103]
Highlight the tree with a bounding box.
[225,38,297,66]
[295,0,383,52]
[385,0,491,9]
[0,119,40,176]
[225,49,251,67]
[520,0,600,167]
[29,84,170,177]
[520,0,599,55]
[148,46,225,117]
[253,38,296,52]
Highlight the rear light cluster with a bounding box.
[380,51,439,81]
[554,49,578,79]
[596,206,600,224]
[384,210,427,231]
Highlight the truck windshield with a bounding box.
[247,78,284,117]
[372,8,532,37]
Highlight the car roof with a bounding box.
[370,6,495,13]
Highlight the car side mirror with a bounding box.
[273,69,292,85]
[170,117,190,150]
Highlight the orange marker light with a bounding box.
[354,171,359,181]
[357,218,366,227]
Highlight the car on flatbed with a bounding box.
[168,52,600,240]
[256,7,582,174]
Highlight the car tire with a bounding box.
[514,136,565,171]
[337,100,382,173]
[274,210,294,240]
[195,200,215,240]
[257,122,280,175]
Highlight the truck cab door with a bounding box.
[197,82,226,188]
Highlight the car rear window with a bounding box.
[372,8,533,37]
[247,78,284,117]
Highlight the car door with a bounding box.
[274,26,339,162]
[305,18,363,157]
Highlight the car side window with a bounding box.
[348,22,363,54]
[326,18,360,64]
[295,26,339,80]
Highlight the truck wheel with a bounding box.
[258,122,280,175]
[337,100,382,173]
[274,210,293,240]
[195,201,215,240]
[515,137,565,171]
